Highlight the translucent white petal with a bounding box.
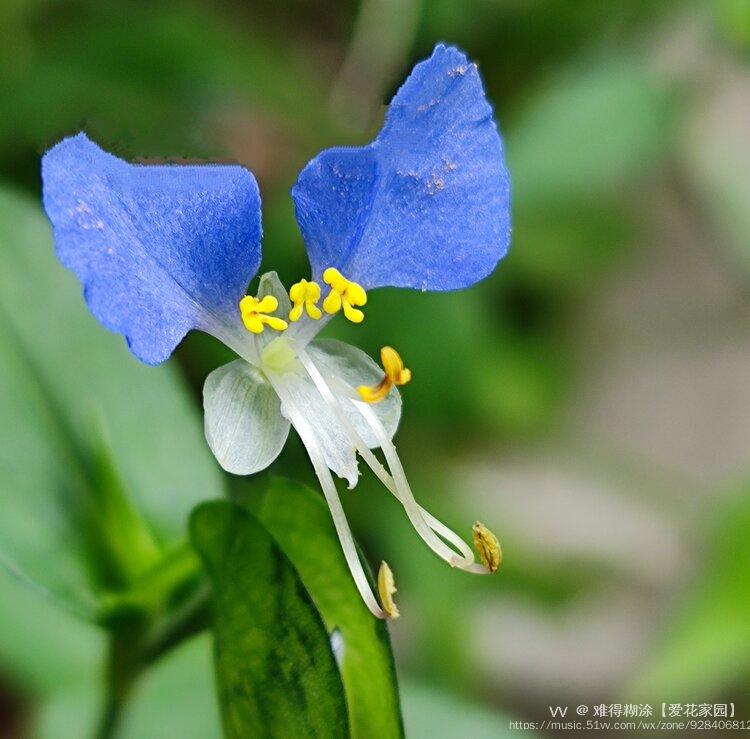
[272,365,361,487]
[252,271,294,351]
[286,312,329,347]
[267,339,400,488]
[307,338,401,449]
[203,359,290,475]
[257,270,292,316]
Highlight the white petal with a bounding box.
[307,338,402,449]
[203,359,290,475]
[268,339,401,488]
[273,365,361,487]
[253,271,293,351]
[257,270,292,316]
[286,313,329,347]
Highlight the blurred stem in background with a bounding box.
[96,570,211,739]
[329,0,422,132]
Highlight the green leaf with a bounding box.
[251,478,403,739]
[190,500,349,739]
[84,425,163,590]
[627,490,750,699]
[0,185,223,611]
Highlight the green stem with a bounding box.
[95,691,128,739]
[95,625,143,739]
[142,580,212,664]
[92,548,213,739]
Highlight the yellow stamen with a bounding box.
[289,278,322,322]
[380,346,412,385]
[357,346,411,403]
[377,561,400,619]
[472,522,501,573]
[322,267,367,323]
[239,295,288,334]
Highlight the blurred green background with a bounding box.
[1,0,750,736]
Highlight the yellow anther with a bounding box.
[322,267,367,323]
[239,295,288,334]
[289,278,322,322]
[357,346,411,404]
[377,561,400,619]
[380,346,411,385]
[472,522,501,573]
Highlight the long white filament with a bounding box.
[355,399,478,569]
[297,349,485,572]
[267,371,387,619]
[353,399,490,575]
[298,351,463,564]
[350,397,490,575]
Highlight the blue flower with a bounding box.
[42,44,508,618]
[293,44,510,291]
[42,135,263,365]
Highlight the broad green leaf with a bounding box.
[190,500,349,739]
[627,490,750,698]
[0,185,223,610]
[78,425,164,593]
[251,478,403,739]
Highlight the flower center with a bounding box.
[260,336,300,374]
[239,267,367,338]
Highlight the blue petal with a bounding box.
[42,133,262,364]
[292,44,511,291]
